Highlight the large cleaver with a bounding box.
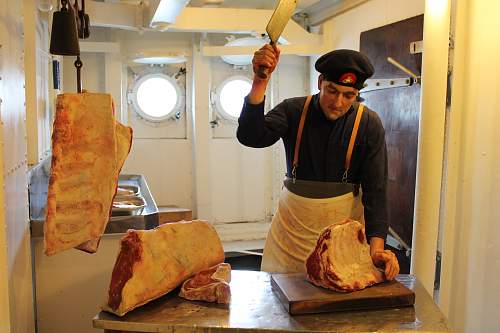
[257,0,298,79]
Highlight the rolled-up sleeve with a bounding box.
[360,112,389,240]
[237,96,289,148]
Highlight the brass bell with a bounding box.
[49,6,80,56]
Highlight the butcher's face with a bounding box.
[318,76,358,121]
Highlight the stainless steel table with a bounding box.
[93,271,450,333]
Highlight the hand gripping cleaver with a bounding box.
[257,0,298,79]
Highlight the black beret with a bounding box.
[315,49,374,90]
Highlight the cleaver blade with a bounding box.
[257,0,298,79]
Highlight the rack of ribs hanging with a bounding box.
[49,0,91,93]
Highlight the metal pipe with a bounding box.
[388,227,411,252]
[387,57,421,81]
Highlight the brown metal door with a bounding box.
[360,15,424,273]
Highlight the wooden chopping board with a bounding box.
[271,273,415,315]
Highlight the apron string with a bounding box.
[292,95,312,182]
[342,103,365,183]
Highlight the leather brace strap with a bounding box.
[292,95,313,181]
[343,103,365,182]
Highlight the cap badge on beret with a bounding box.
[339,73,357,85]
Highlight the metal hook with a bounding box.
[75,56,83,93]
[291,165,297,183]
[342,169,348,183]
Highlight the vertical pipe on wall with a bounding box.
[191,34,213,221]
[0,0,12,326]
[0,0,11,315]
[411,0,451,294]
[105,53,124,123]
[438,0,466,319]
[0,159,10,331]
[24,0,39,166]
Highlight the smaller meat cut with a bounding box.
[305,219,385,292]
[179,263,231,304]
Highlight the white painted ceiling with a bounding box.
[188,0,322,10]
[108,0,325,11]
[99,0,347,29]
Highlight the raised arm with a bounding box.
[237,44,289,148]
[248,44,281,105]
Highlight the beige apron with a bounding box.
[261,96,366,273]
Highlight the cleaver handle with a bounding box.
[256,41,275,80]
[257,66,270,80]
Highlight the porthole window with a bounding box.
[215,75,252,122]
[130,73,183,122]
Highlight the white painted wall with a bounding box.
[411,0,450,300]
[210,139,272,223]
[439,0,500,332]
[32,235,122,333]
[0,0,36,332]
[24,4,53,167]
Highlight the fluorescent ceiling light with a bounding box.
[133,56,187,64]
[220,37,266,66]
[151,0,190,30]
[131,50,187,64]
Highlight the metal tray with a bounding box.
[115,184,140,198]
[112,195,146,216]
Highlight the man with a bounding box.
[237,45,399,280]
